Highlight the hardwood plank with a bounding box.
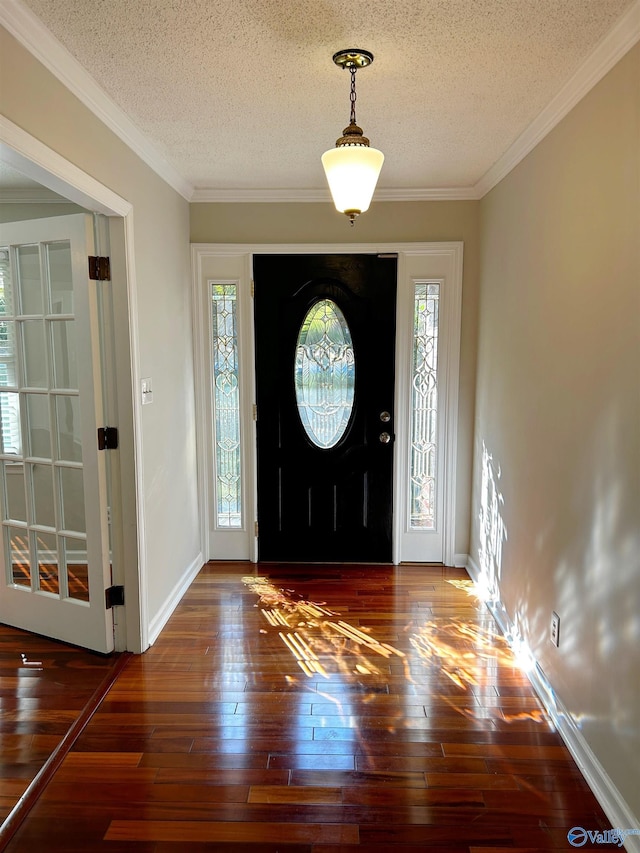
[289,769,427,788]
[268,754,356,771]
[193,738,359,755]
[358,823,515,845]
[313,847,468,853]
[426,771,519,789]
[469,848,557,852]
[442,742,573,760]
[485,756,588,776]
[97,699,239,713]
[355,754,452,772]
[155,767,290,785]
[139,752,271,770]
[155,845,312,853]
[0,782,28,803]
[62,752,143,768]
[482,787,610,815]
[341,785,485,807]
[104,819,359,844]
[514,773,592,792]
[72,734,194,753]
[248,785,343,804]
[47,764,159,784]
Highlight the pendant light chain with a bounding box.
[349,66,358,125]
[321,48,384,225]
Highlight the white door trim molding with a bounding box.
[393,244,463,566]
[191,242,463,566]
[0,116,131,217]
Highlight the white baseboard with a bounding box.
[146,552,203,647]
[465,556,640,852]
[453,552,469,568]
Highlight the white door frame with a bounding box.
[192,242,463,566]
[1,115,145,652]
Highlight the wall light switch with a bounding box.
[141,377,153,405]
[550,611,560,647]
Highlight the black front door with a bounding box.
[254,254,397,562]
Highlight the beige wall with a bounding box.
[473,43,640,818]
[191,199,480,558]
[1,28,200,651]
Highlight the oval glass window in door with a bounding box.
[294,299,355,448]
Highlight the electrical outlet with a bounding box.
[550,611,560,647]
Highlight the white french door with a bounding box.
[0,214,114,653]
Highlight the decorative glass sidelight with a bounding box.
[410,283,440,529]
[294,299,355,449]
[211,284,242,528]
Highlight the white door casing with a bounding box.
[394,247,463,563]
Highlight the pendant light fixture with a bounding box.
[321,49,384,226]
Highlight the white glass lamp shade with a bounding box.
[321,145,384,214]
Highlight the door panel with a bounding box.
[0,215,113,653]
[254,254,397,562]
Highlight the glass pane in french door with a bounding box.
[0,236,88,601]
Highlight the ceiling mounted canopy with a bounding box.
[321,49,384,226]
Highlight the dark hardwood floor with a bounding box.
[0,624,122,828]
[2,562,611,851]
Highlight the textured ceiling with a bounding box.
[12,0,639,195]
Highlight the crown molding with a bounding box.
[0,0,193,201]
[190,185,480,203]
[474,0,640,198]
[191,188,332,203]
[377,186,481,201]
